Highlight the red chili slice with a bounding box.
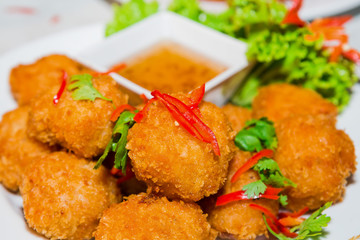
[53,70,68,105]
[278,206,309,219]
[231,149,274,183]
[134,98,156,122]
[158,92,220,156]
[279,225,299,238]
[93,63,126,77]
[189,84,205,108]
[215,187,283,206]
[266,217,281,234]
[249,203,279,224]
[343,49,360,64]
[110,104,136,122]
[282,0,306,27]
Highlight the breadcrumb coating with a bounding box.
[10,54,93,106]
[0,107,51,192]
[275,114,356,211]
[222,104,252,132]
[27,75,128,158]
[94,193,211,240]
[20,152,121,240]
[127,94,235,202]
[252,83,337,122]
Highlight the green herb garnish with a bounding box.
[68,74,112,102]
[235,117,277,152]
[242,180,267,198]
[105,0,159,37]
[263,202,332,239]
[94,111,136,173]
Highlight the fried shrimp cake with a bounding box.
[0,107,51,192]
[127,95,235,202]
[94,193,211,240]
[10,54,93,106]
[20,152,121,240]
[252,83,337,122]
[208,150,279,240]
[222,104,252,132]
[27,75,128,159]
[275,115,356,211]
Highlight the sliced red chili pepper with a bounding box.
[343,48,360,64]
[152,91,206,142]
[279,225,298,238]
[53,70,68,105]
[278,206,309,219]
[117,171,135,184]
[140,94,149,104]
[93,63,126,77]
[266,217,280,234]
[329,45,343,62]
[111,165,135,184]
[278,216,305,227]
[189,84,205,108]
[134,98,156,122]
[215,187,282,206]
[281,0,306,27]
[249,203,279,224]
[110,104,136,122]
[159,92,220,156]
[231,149,274,183]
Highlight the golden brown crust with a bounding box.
[0,107,51,192]
[10,54,93,106]
[127,95,235,202]
[27,75,128,158]
[222,104,252,133]
[94,193,211,240]
[275,115,356,211]
[208,150,279,240]
[20,152,121,240]
[252,83,337,122]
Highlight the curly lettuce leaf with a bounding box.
[105,0,159,37]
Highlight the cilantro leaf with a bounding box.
[105,0,159,37]
[295,202,332,239]
[68,74,112,102]
[254,158,296,188]
[235,118,277,152]
[279,194,288,206]
[95,111,136,173]
[242,180,267,198]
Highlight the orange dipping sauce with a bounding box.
[117,41,226,93]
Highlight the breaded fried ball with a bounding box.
[0,107,51,192]
[252,83,337,122]
[20,152,121,240]
[94,193,211,240]
[10,54,93,106]
[222,104,252,132]
[127,95,235,201]
[274,115,356,211]
[27,75,128,159]
[208,150,279,240]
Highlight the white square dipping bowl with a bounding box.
[77,11,248,106]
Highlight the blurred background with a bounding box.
[0,0,359,54]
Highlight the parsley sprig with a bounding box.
[94,111,136,173]
[264,202,332,240]
[68,74,112,102]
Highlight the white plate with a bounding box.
[0,23,360,240]
[301,0,360,20]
